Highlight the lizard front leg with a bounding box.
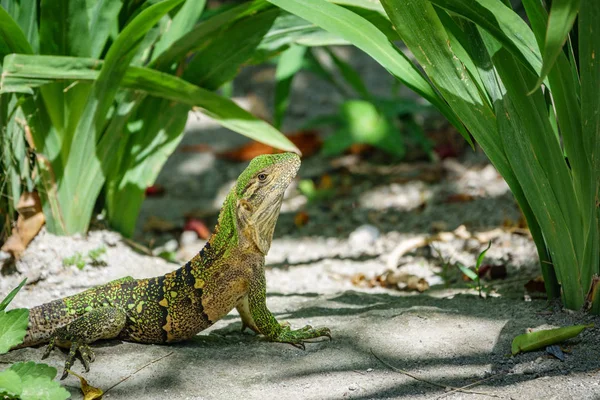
[245,273,330,348]
[43,307,126,379]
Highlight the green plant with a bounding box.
[272,42,434,159]
[62,246,107,270]
[0,279,70,399]
[269,0,600,313]
[458,241,492,298]
[0,0,302,238]
[62,252,86,270]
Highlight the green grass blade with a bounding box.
[530,0,580,92]
[274,45,307,129]
[0,278,26,311]
[267,0,472,146]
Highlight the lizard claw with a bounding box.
[271,325,331,349]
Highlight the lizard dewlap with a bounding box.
[11,153,330,380]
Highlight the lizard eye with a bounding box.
[257,173,267,181]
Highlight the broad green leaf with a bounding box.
[0,309,28,354]
[531,0,580,91]
[428,0,542,75]
[511,324,593,355]
[183,8,278,90]
[61,0,185,234]
[105,98,189,236]
[152,0,271,72]
[0,54,300,154]
[274,45,307,129]
[0,278,26,311]
[0,5,33,58]
[579,0,600,312]
[0,369,22,398]
[493,50,583,309]
[152,0,207,60]
[267,0,472,146]
[20,375,70,400]
[9,362,57,380]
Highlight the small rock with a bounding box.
[348,384,358,391]
[180,231,199,247]
[366,368,373,372]
[349,224,380,249]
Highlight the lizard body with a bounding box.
[11,153,330,379]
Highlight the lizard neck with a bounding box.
[187,191,240,273]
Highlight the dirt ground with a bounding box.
[2,49,600,399]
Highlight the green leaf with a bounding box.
[0,54,300,154]
[183,7,278,90]
[9,362,57,381]
[428,0,542,75]
[0,309,29,354]
[59,0,185,234]
[267,0,472,146]
[530,0,580,92]
[0,278,26,311]
[475,241,492,270]
[274,45,307,129]
[511,324,593,355]
[0,5,33,58]
[323,100,404,158]
[152,0,207,60]
[0,369,22,398]
[20,375,70,400]
[458,264,478,281]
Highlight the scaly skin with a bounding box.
[12,153,331,379]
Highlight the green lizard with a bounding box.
[10,152,330,379]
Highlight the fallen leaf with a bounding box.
[145,184,165,197]
[511,324,593,355]
[218,131,322,162]
[477,264,507,280]
[444,193,474,203]
[351,273,366,286]
[179,144,213,153]
[183,218,211,240]
[524,276,547,294]
[67,369,103,400]
[1,192,45,259]
[294,211,310,228]
[143,216,177,233]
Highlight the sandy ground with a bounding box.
[2,49,600,399]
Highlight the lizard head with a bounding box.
[233,152,301,255]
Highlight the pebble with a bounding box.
[180,231,199,247]
[349,224,380,249]
[348,384,358,391]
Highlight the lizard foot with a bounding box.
[272,325,332,350]
[42,338,96,380]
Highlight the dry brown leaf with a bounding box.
[218,131,322,162]
[444,193,475,203]
[67,370,103,400]
[294,211,309,228]
[1,192,45,259]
